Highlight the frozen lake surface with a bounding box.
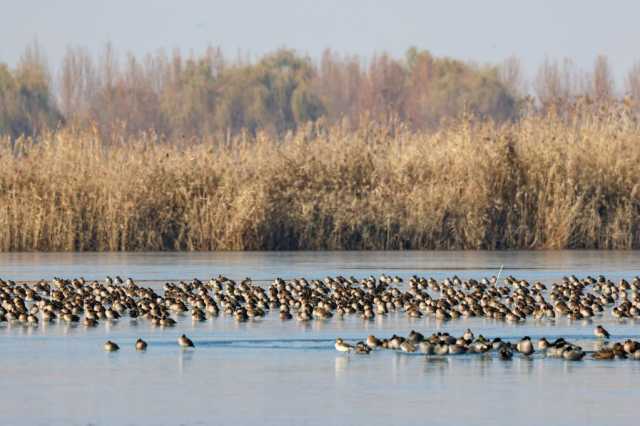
[1,251,640,426]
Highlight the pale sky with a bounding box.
[2,0,639,86]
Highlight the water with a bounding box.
[1,251,640,426]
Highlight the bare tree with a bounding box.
[625,61,640,107]
[591,54,615,102]
[535,57,579,111]
[499,55,526,97]
[59,46,96,119]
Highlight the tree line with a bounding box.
[1,42,639,140]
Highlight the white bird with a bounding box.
[335,338,353,353]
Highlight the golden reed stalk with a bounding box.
[1,106,639,251]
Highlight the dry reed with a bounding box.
[1,106,639,251]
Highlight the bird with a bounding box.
[537,338,550,350]
[399,340,417,353]
[499,345,513,360]
[104,341,119,352]
[178,334,195,348]
[592,348,615,360]
[562,346,585,361]
[516,336,534,356]
[354,341,371,354]
[335,338,353,353]
[594,325,610,339]
[366,335,382,349]
[135,338,148,351]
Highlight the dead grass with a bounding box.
[1,105,639,251]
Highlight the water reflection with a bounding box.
[334,355,350,378]
[178,349,195,375]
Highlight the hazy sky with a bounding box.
[2,0,639,86]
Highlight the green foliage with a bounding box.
[213,49,322,134]
[1,44,522,139]
[0,59,62,138]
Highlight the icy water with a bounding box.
[1,251,640,426]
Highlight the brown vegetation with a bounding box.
[1,43,522,140]
[1,102,639,251]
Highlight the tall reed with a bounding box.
[1,106,639,251]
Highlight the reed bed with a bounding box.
[1,108,639,251]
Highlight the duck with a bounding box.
[470,340,491,353]
[434,342,450,356]
[418,341,435,354]
[612,343,628,359]
[546,340,569,358]
[407,330,425,344]
[104,341,119,352]
[463,328,474,341]
[448,343,467,355]
[516,336,534,356]
[537,337,550,350]
[490,338,505,351]
[366,335,382,349]
[499,345,513,360]
[399,341,417,353]
[135,338,148,351]
[592,348,615,360]
[178,334,195,348]
[354,341,371,354]
[623,339,639,354]
[562,346,585,361]
[594,325,610,339]
[335,338,353,353]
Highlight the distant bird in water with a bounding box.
[335,338,353,353]
[594,325,610,339]
[104,341,119,352]
[516,336,534,356]
[178,334,195,348]
[499,344,513,360]
[135,338,148,351]
[562,346,586,361]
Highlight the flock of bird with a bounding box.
[1,273,639,358]
[334,325,640,361]
[102,325,640,362]
[1,272,639,326]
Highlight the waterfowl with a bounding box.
[335,338,353,353]
[594,325,610,339]
[612,343,628,359]
[463,329,474,341]
[562,346,585,361]
[178,334,195,348]
[104,341,119,352]
[354,341,371,354]
[407,330,425,343]
[399,341,417,353]
[84,317,98,327]
[448,343,467,355]
[592,348,615,360]
[499,345,513,360]
[388,335,405,350]
[366,335,382,349]
[516,336,534,356]
[623,339,639,354]
[490,338,504,351]
[434,342,449,356]
[546,340,569,358]
[537,338,550,350]
[418,341,435,354]
[470,340,491,353]
[135,338,148,351]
